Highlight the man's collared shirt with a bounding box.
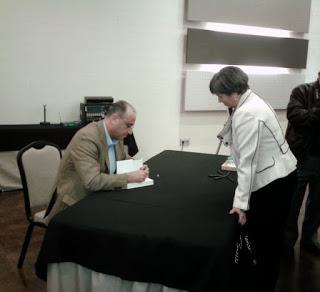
[103,122,119,174]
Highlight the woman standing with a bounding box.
[209,66,297,292]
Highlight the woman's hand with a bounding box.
[229,207,247,225]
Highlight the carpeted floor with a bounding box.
[0,190,319,292]
[0,190,45,292]
[275,191,320,292]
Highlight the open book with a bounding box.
[117,159,154,189]
[221,156,236,172]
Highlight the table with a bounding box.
[0,123,81,151]
[0,123,137,154]
[35,150,238,292]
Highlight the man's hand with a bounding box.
[127,164,149,183]
[229,207,247,225]
[140,164,149,175]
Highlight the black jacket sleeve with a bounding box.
[287,84,320,128]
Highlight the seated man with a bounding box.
[44,100,149,224]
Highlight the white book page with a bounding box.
[116,159,154,189]
[117,159,143,174]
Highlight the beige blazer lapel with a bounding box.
[97,120,111,174]
[115,142,125,161]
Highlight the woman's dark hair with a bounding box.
[209,66,249,95]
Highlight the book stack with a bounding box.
[221,156,236,172]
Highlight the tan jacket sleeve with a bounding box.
[70,129,128,192]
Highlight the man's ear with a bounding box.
[110,113,119,124]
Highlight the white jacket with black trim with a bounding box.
[230,90,297,211]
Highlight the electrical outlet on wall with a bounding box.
[180,138,190,146]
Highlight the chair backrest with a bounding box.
[17,141,62,219]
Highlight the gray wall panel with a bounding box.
[184,71,305,111]
[186,29,309,69]
[187,0,311,33]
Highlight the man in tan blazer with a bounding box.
[45,100,149,224]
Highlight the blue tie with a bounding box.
[108,144,116,174]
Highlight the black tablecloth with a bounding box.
[35,150,238,292]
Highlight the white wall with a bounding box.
[0,0,319,160]
[0,0,184,160]
[305,0,320,82]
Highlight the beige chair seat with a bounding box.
[33,209,47,224]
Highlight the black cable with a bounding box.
[208,167,235,182]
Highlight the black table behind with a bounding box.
[0,123,138,155]
[0,124,81,150]
[36,150,238,292]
